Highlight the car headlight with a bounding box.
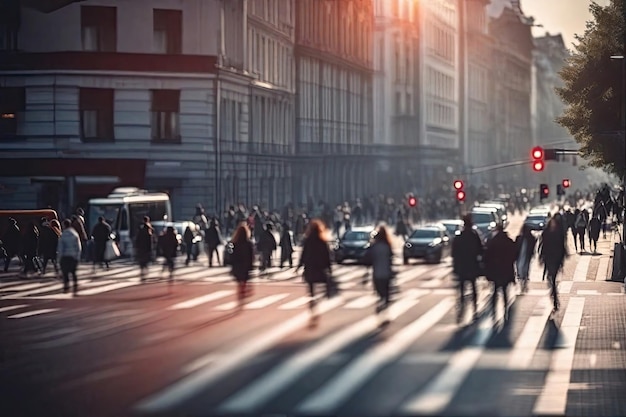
[489,221,496,229]
[405,242,412,248]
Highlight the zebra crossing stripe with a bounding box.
[0,281,50,292]
[507,297,553,369]
[595,257,609,281]
[168,290,234,310]
[135,296,346,413]
[218,296,421,414]
[1,283,63,299]
[244,294,290,309]
[343,294,378,309]
[0,304,28,313]
[7,308,60,319]
[295,297,456,415]
[76,281,139,296]
[573,255,591,281]
[399,311,494,415]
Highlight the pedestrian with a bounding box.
[91,216,112,271]
[71,213,88,261]
[205,219,222,267]
[39,217,60,275]
[57,219,82,295]
[540,217,567,312]
[515,224,537,294]
[451,214,483,323]
[135,216,154,281]
[257,222,277,273]
[296,219,333,325]
[20,221,40,277]
[279,222,294,268]
[159,226,178,282]
[395,215,409,240]
[364,225,395,326]
[484,224,517,322]
[183,224,196,266]
[230,222,254,304]
[588,214,601,253]
[574,209,587,253]
[2,217,20,272]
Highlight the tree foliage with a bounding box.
[557,0,625,178]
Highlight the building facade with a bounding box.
[487,0,534,188]
[0,0,299,219]
[293,0,374,206]
[459,0,495,186]
[370,0,421,196]
[417,0,462,194]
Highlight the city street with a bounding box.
[0,214,624,417]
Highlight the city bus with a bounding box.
[87,187,172,256]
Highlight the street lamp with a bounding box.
[610,54,625,280]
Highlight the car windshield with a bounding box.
[441,223,460,233]
[471,212,493,224]
[526,215,547,221]
[343,231,371,241]
[410,229,440,239]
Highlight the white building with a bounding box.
[0,0,296,218]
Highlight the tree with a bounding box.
[557,0,625,179]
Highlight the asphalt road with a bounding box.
[1,212,625,417]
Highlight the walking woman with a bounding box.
[230,222,255,304]
[515,224,537,294]
[365,225,395,325]
[279,222,294,268]
[39,218,61,275]
[296,219,333,323]
[159,226,179,283]
[540,216,567,312]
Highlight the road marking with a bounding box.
[218,296,420,413]
[589,353,597,367]
[76,281,139,296]
[558,281,573,294]
[295,297,455,415]
[135,296,345,413]
[595,258,609,281]
[278,296,314,310]
[245,294,290,309]
[0,304,28,313]
[396,265,432,285]
[507,297,553,369]
[526,289,549,296]
[167,290,234,310]
[214,301,238,311]
[1,283,63,298]
[399,313,494,415]
[573,256,591,281]
[533,297,585,416]
[577,289,599,295]
[420,268,453,288]
[0,282,52,292]
[343,294,378,309]
[7,308,60,319]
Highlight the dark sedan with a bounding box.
[524,214,549,231]
[333,228,374,264]
[403,226,450,264]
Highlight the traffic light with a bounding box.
[408,194,417,207]
[540,183,549,200]
[531,146,545,172]
[453,180,465,202]
[562,179,571,188]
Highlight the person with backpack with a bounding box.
[574,209,588,253]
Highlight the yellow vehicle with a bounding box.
[0,209,59,236]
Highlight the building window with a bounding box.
[153,9,182,54]
[0,87,25,138]
[80,88,114,142]
[81,6,117,52]
[151,90,180,142]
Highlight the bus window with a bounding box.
[128,201,170,238]
[120,208,128,231]
[88,204,121,235]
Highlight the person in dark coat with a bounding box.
[515,224,537,294]
[230,223,254,303]
[395,216,409,240]
[484,224,517,322]
[21,222,40,277]
[71,214,88,260]
[159,226,178,282]
[296,219,333,322]
[257,222,277,272]
[2,217,20,272]
[279,223,294,268]
[91,216,112,271]
[135,216,154,281]
[540,217,567,311]
[452,215,484,323]
[205,219,223,267]
[588,214,601,253]
[39,217,60,275]
[183,225,196,266]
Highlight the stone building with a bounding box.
[293,0,374,205]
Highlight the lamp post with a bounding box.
[610,54,625,279]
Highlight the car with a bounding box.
[403,224,450,264]
[333,227,375,264]
[469,209,498,242]
[438,219,464,239]
[478,202,508,226]
[524,213,549,231]
[529,206,551,215]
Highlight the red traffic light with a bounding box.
[532,161,544,172]
[531,146,544,160]
[453,180,464,190]
[456,190,466,202]
[408,196,417,207]
[562,179,571,188]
